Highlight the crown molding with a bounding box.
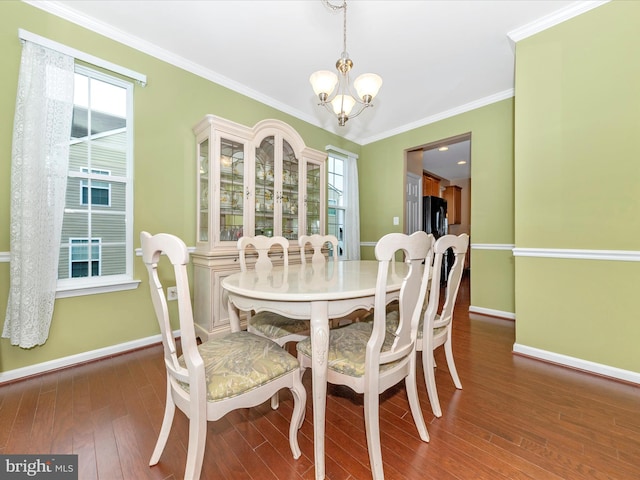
[508,1,610,43]
[360,89,514,146]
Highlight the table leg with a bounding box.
[310,301,329,480]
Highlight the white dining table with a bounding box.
[222,259,407,480]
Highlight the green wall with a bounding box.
[514,1,640,372]
[359,100,515,313]
[0,1,358,374]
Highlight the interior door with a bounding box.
[406,172,421,234]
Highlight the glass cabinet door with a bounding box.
[306,161,322,234]
[281,140,299,241]
[219,137,245,243]
[255,136,276,237]
[197,138,209,242]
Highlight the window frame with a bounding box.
[327,153,347,260]
[56,64,138,298]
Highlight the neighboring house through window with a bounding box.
[327,153,346,259]
[57,65,134,290]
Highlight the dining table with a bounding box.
[222,259,408,480]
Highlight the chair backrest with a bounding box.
[237,235,289,273]
[299,234,339,264]
[140,232,204,396]
[371,231,434,367]
[423,234,469,331]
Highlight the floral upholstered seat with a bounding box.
[179,331,300,401]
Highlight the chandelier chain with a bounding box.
[323,1,348,54]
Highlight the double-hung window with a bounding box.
[327,154,346,259]
[57,65,134,295]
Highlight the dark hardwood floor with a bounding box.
[1,275,639,479]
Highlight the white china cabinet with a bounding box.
[191,115,326,340]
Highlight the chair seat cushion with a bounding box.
[178,331,299,401]
[248,311,309,340]
[297,322,401,377]
[365,308,446,339]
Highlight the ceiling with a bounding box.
[32,1,603,150]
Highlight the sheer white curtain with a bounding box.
[344,154,361,260]
[3,41,74,348]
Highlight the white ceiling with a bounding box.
[31,1,604,151]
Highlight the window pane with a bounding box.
[59,66,132,285]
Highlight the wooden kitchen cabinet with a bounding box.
[443,185,462,225]
[423,173,440,196]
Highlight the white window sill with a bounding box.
[56,279,141,299]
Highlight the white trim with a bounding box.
[513,247,640,262]
[18,28,147,86]
[0,330,179,385]
[471,243,515,251]
[360,241,377,247]
[508,1,610,43]
[0,252,9,263]
[469,306,515,320]
[56,279,140,298]
[513,343,640,385]
[325,145,359,160]
[359,90,514,145]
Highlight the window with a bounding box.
[328,154,346,259]
[69,238,101,278]
[81,168,111,206]
[57,65,134,292]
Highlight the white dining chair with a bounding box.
[238,235,310,346]
[238,235,310,409]
[416,233,469,418]
[299,233,339,265]
[141,232,306,480]
[297,231,434,480]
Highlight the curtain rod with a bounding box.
[18,28,147,87]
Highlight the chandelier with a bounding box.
[309,1,382,126]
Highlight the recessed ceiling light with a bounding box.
[438,146,448,152]
[457,160,466,165]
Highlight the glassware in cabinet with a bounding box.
[197,138,209,242]
[306,161,322,234]
[219,138,245,242]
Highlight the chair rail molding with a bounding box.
[0,251,9,262]
[513,247,640,262]
[471,243,514,250]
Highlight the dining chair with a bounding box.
[237,235,310,346]
[238,235,310,409]
[141,232,306,480]
[299,233,339,265]
[297,231,433,480]
[416,233,469,418]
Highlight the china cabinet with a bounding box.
[191,115,326,340]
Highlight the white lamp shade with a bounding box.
[331,95,356,116]
[310,70,338,97]
[354,73,383,101]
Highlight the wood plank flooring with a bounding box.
[1,275,639,479]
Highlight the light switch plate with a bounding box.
[393,216,399,225]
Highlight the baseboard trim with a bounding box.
[469,305,515,320]
[513,343,640,385]
[0,330,180,385]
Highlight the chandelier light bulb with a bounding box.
[310,70,338,101]
[354,73,383,103]
[331,94,356,116]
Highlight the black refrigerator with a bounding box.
[423,196,447,238]
[423,196,450,284]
